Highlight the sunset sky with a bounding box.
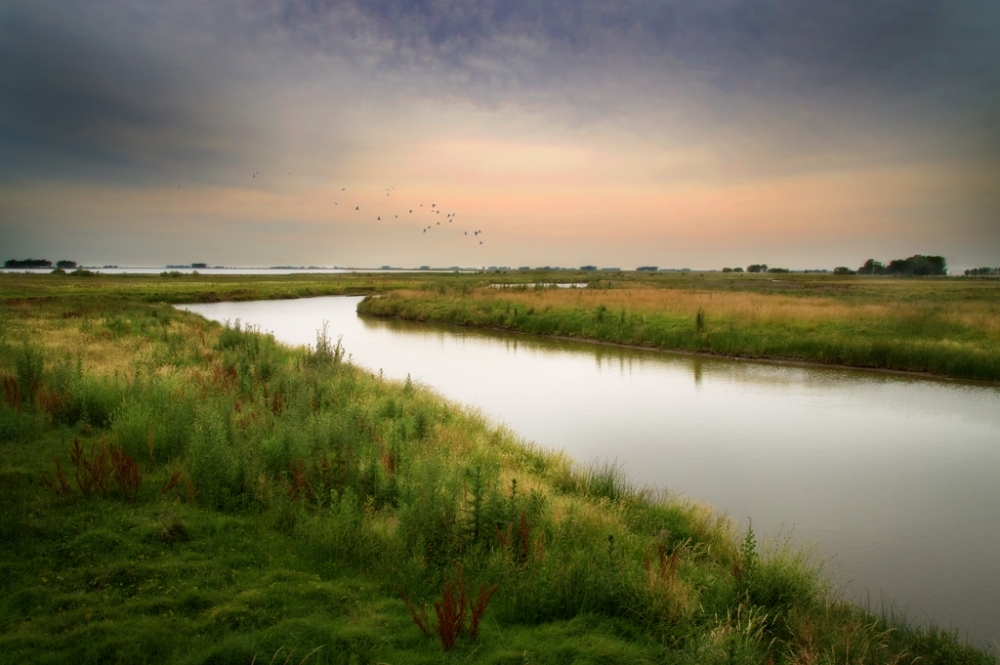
[2,0,998,270]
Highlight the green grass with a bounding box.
[357,272,1000,382]
[0,278,996,663]
[0,271,429,304]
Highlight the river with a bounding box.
[179,295,1000,650]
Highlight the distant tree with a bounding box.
[965,267,999,276]
[859,256,946,276]
[767,267,789,273]
[858,259,885,275]
[746,264,768,273]
[722,267,733,273]
[908,255,947,275]
[884,255,947,276]
[580,265,597,271]
[733,267,744,273]
[636,266,658,272]
[5,258,52,268]
[833,266,855,275]
[886,259,909,274]
[191,263,208,269]
[55,260,77,269]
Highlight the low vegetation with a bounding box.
[359,273,1000,382]
[0,273,996,663]
[0,271,424,304]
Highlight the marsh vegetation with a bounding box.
[1,272,997,663]
[359,272,1000,382]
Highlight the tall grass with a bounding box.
[0,291,995,663]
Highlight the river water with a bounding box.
[179,296,1000,650]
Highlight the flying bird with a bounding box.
[409,210,413,213]
[355,206,359,210]
[377,216,380,220]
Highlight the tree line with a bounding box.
[719,255,949,276]
[722,265,788,273]
[853,255,947,276]
[4,259,77,269]
[834,255,948,275]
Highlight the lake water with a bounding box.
[179,296,1000,650]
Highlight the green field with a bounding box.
[0,272,996,663]
[357,270,1000,382]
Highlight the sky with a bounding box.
[1,0,998,271]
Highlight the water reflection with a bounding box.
[179,296,1000,649]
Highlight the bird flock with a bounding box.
[244,173,486,246]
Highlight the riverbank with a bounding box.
[0,271,422,304]
[358,276,1000,382]
[1,280,996,662]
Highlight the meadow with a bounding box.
[357,271,1000,382]
[0,271,996,663]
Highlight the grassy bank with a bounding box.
[0,281,995,663]
[358,273,1000,382]
[0,271,435,305]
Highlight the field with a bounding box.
[357,271,1000,382]
[0,271,423,304]
[0,271,996,663]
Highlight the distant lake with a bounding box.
[180,295,1000,651]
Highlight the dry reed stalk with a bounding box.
[468,582,498,642]
[287,460,314,503]
[111,445,142,500]
[2,374,22,410]
[379,445,396,475]
[35,387,62,416]
[399,589,433,638]
[41,456,71,494]
[71,438,111,497]
[433,581,466,651]
[159,470,183,496]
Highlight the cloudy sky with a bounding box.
[1,0,998,270]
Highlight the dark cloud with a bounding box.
[273,0,998,99]
[1,0,997,184]
[260,0,1000,165]
[0,2,243,182]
